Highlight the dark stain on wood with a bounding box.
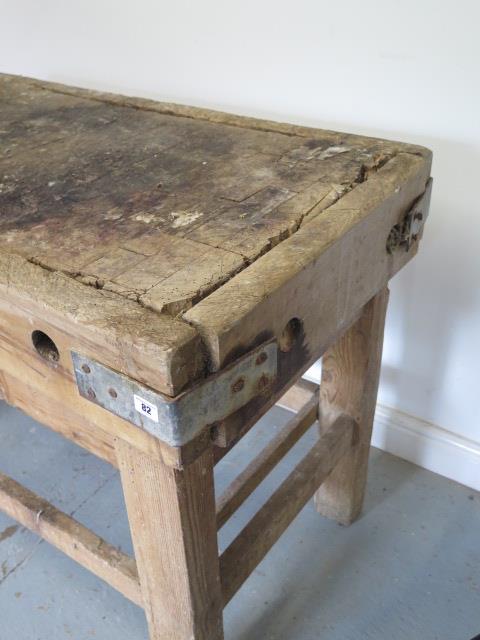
[0,75,414,317]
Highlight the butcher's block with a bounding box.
[0,74,432,640]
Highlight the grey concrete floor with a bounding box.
[0,400,478,640]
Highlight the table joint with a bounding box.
[72,340,278,447]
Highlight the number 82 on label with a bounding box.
[134,394,159,423]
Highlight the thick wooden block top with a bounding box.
[0,75,432,397]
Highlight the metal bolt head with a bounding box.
[81,364,91,374]
[209,423,220,441]
[255,352,268,366]
[257,374,270,391]
[231,377,245,394]
[87,387,96,400]
[108,388,118,399]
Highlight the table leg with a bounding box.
[116,440,224,640]
[315,287,389,525]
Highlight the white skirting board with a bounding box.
[303,364,480,493]
[371,405,480,493]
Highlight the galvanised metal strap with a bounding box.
[72,341,278,447]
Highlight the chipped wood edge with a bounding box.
[0,252,204,396]
[0,74,432,403]
[184,151,432,371]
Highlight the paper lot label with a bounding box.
[134,394,159,423]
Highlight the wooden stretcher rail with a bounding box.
[213,376,324,467]
[276,378,319,413]
[216,390,319,529]
[219,414,356,605]
[0,472,142,607]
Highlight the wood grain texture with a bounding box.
[0,280,208,468]
[1,74,431,400]
[0,74,431,462]
[116,441,224,640]
[0,471,142,606]
[1,74,429,325]
[220,414,356,605]
[0,253,203,397]
[276,378,319,413]
[193,153,431,455]
[184,152,431,372]
[216,390,319,529]
[315,288,389,525]
[211,308,363,464]
[6,74,431,156]
[0,75,433,640]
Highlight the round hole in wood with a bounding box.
[279,317,303,352]
[31,330,60,363]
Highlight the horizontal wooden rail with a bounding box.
[219,414,356,605]
[216,390,319,529]
[0,472,142,607]
[213,378,320,465]
[276,378,319,413]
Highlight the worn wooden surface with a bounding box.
[116,440,224,640]
[0,75,367,296]
[315,288,389,525]
[184,152,430,371]
[1,74,422,296]
[0,74,431,448]
[203,159,429,456]
[1,75,430,380]
[0,76,434,640]
[0,274,211,468]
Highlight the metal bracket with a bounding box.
[72,341,278,447]
[387,178,433,254]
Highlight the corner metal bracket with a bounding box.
[72,341,278,447]
[387,177,433,254]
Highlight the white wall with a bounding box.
[2,1,479,486]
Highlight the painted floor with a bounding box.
[0,400,478,640]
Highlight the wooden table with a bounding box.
[0,74,432,639]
